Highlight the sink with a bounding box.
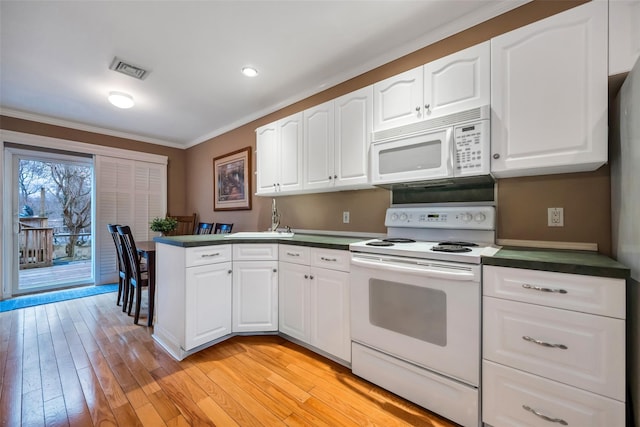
[223,231,295,239]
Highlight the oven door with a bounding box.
[371,127,453,186]
[350,253,480,386]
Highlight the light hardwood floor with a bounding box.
[0,292,458,426]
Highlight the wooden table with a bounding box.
[137,241,156,326]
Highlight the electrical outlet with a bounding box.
[343,211,350,224]
[548,207,564,227]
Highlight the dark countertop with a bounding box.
[482,247,630,279]
[153,233,367,251]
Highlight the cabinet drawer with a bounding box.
[311,248,350,272]
[483,297,625,400]
[186,245,232,267]
[279,244,311,265]
[483,361,625,427]
[233,244,278,261]
[483,266,625,318]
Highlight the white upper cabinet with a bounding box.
[256,112,303,195]
[334,86,373,189]
[609,0,640,75]
[423,41,490,120]
[304,100,335,190]
[373,42,489,133]
[302,86,373,192]
[373,67,423,131]
[490,1,608,178]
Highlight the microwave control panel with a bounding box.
[454,120,489,176]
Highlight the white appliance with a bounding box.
[370,106,491,188]
[349,205,498,427]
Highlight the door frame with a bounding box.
[1,130,167,300]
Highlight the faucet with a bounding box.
[271,198,280,232]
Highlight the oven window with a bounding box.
[369,279,447,346]
[379,139,442,175]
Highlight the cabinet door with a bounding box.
[310,267,350,362]
[373,66,423,131]
[185,262,232,350]
[334,86,373,188]
[232,261,278,332]
[491,1,607,178]
[278,113,304,193]
[256,123,279,194]
[423,41,489,119]
[304,101,335,190]
[278,262,310,342]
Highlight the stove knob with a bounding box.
[461,213,472,222]
[474,213,486,223]
[391,213,399,221]
[400,213,408,221]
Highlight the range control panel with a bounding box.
[385,206,495,230]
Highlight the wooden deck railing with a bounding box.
[19,222,54,269]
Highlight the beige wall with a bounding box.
[186,0,612,254]
[2,1,610,254]
[0,115,188,216]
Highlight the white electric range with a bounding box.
[349,205,498,427]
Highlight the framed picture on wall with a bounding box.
[213,147,252,211]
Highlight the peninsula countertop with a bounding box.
[153,233,368,251]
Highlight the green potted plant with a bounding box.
[150,217,178,236]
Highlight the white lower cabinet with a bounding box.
[153,243,233,360]
[482,265,626,426]
[279,245,351,362]
[185,262,232,350]
[232,244,278,332]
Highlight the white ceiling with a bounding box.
[0,1,525,149]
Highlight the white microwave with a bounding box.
[371,106,491,187]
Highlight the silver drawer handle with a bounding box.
[286,252,300,257]
[320,257,337,262]
[522,405,568,425]
[522,336,568,350]
[522,284,567,294]
[201,253,220,258]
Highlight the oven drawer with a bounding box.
[186,245,232,267]
[483,296,625,401]
[483,361,625,427]
[353,342,478,427]
[311,248,350,272]
[483,266,625,318]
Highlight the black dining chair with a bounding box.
[116,225,151,325]
[107,224,128,309]
[195,222,214,234]
[214,223,233,234]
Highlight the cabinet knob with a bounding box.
[333,175,337,179]
[228,270,232,274]
[273,268,277,273]
[424,104,430,111]
[304,274,309,279]
[309,275,314,280]
[493,153,500,159]
[328,176,332,180]
[415,106,421,112]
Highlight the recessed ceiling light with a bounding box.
[241,67,258,77]
[108,91,135,109]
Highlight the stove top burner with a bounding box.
[438,241,478,247]
[431,244,473,253]
[383,238,416,243]
[366,241,395,247]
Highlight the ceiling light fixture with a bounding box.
[108,91,135,109]
[241,66,258,77]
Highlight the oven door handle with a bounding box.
[351,256,477,281]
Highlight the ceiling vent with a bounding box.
[109,57,149,80]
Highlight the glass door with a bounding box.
[8,147,94,295]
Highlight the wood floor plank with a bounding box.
[2,292,457,427]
